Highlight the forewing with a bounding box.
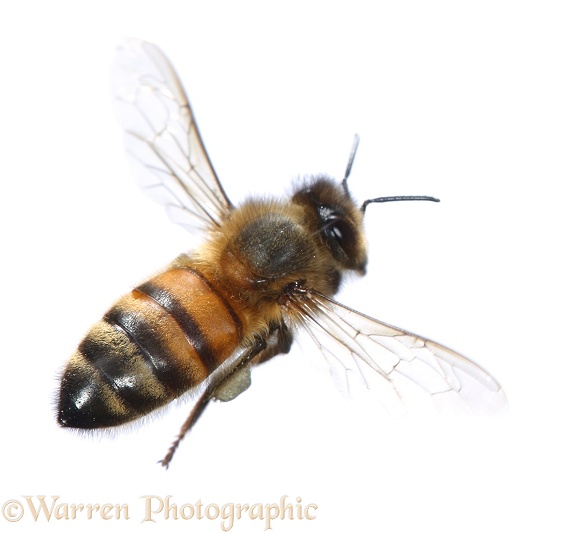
[111,39,233,233]
[288,290,507,416]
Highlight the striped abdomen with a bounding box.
[58,267,244,429]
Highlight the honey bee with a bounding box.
[57,39,507,468]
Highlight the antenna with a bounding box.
[341,134,360,198]
[340,134,440,211]
[361,195,440,214]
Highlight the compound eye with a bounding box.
[327,220,348,246]
[318,206,355,263]
[331,223,343,241]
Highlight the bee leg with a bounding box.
[213,365,252,402]
[159,388,212,468]
[212,319,293,403]
[159,336,267,469]
[253,319,293,365]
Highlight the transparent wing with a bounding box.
[111,38,233,233]
[288,290,507,416]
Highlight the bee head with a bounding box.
[292,177,367,275]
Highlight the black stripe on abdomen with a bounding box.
[101,305,192,397]
[135,281,219,372]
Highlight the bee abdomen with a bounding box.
[58,268,244,429]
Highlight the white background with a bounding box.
[1,1,574,532]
